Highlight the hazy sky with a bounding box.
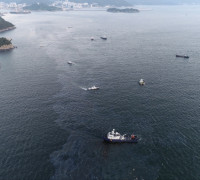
[127,0,200,5]
[2,0,200,5]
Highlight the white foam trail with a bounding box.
[80,87,88,91]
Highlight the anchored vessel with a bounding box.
[88,86,99,90]
[100,36,107,40]
[176,55,189,58]
[10,11,31,14]
[67,61,73,65]
[139,79,145,85]
[104,129,138,143]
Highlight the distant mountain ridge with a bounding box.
[1,0,54,4]
[1,0,130,6]
[126,0,200,5]
[68,0,130,6]
[2,0,200,6]
[24,3,61,11]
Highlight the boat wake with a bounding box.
[80,87,88,91]
[50,132,103,180]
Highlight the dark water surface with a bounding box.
[0,5,200,180]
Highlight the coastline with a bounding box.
[0,44,15,52]
[0,26,16,33]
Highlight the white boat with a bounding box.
[107,129,125,140]
[88,86,99,90]
[104,129,138,143]
[67,61,73,65]
[139,79,145,85]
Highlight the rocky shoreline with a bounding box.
[0,26,16,33]
[0,44,15,52]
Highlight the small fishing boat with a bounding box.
[67,61,73,65]
[100,36,107,40]
[88,86,99,90]
[139,79,145,85]
[104,129,138,143]
[91,37,94,41]
[176,55,189,58]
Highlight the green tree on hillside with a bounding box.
[0,17,14,31]
[0,37,12,47]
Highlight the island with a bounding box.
[0,37,15,52]
[0,17,16,33]
[107,8,139,13]
[24,3,62,11]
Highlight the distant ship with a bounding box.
[103,129,138,143]
[87,86,99,90]
[67,61,73,65]
[100,36,107,40]
[176,55,189,59]
[10,11,31,14]
[139,79,145,86]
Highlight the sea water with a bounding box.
[0,5,200,180]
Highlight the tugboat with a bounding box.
[100,36,107,40]
[104,129,138,143]
[88,86,99,90]
[139,79,145,86]
[176,55,189,59]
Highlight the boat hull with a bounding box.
[67,61,73,65]
[100,37,107,40]
[103,137,138,143]
[139,82,145,86]
[176,55,189,58]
